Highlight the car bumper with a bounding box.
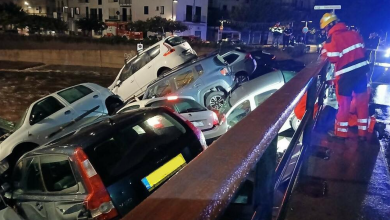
[202,124,228,141]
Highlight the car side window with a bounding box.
[30,96,65,125]
[24,157,44,192]
[174,70,196,90]
[119,105,141,113]
[147,45,160,60]
[146,79,172,98]
[254,90,277,107]
[57,85,93,104]
[227,100,251,128]
[194,64,204,76]
[119,53,151,82]
[224,54,239,64]
[282,71,297,83]
[40,155,77,192]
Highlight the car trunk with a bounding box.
[181,111,214,131]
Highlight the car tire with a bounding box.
[205,91,226,110]
[235,73,249,84]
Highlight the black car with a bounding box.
[4,107,207,220]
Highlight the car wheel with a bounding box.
[206,91,226,110]
[235,73,249,84]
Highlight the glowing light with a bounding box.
[167,96,178,100]
[24,1,29,5]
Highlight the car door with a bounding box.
[56,85,105,127]
[28,96,75,144]
[135,45,161,94]
[39,155,85,220]
[114,57,142,100]
[12,157,49,220]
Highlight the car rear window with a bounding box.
[213,55,227,66]
[57,85,93,104]
[146,98,207,113]
[165,36,186,47]
[84,112,201,186]
[40,155,77,192]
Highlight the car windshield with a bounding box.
[165,36,186,47]
[146,98,207,113]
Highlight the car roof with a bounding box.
[228,70,284,105]
[125,36,178,64]
[23,108,169,157]
[147,51,220,87]
[120,96,196,112]
[31,83,100,105]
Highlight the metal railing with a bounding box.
[124,58,329,220]
[119,0,132,6]
[184,14,207,23]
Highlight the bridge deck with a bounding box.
[285,123,390,220]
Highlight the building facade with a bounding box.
[56,0,208,40]
[17,0,56,17]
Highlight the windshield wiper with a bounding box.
[179,108,206,113]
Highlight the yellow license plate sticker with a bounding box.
[141,154,187,191]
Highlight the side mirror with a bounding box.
[116,80,122,87]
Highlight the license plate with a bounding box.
[192,121,204,127]
[141,154,187,191]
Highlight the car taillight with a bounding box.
[74,147,118,220]
[212,111,219,126]
[219,114,226,125]
[220,68,228,76]
[245,53,252,60]
[163,43,176,56]
[172,111,208,150]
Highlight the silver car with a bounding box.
[143,53,235,110]
[118,96,225,142]
[218,70,298,133]
[221,48,257,83]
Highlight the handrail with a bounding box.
[124,58,328,220]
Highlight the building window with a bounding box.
[156,6,159,11]
[195,31,201,38]
[98,8,102,21]
[108,0,118,2]
[98,0,102,5]
[90,8,98,20]
[109,8,118,20]
[86,6,89,18]
[160,6,164,14]
[186,5,192,21]
[222,5,227,11]
[144,6,149,14]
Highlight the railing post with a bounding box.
[253,136,277,220]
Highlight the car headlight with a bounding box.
[318,44,323,48]
[385,48,390,58]
[0,159,9,175]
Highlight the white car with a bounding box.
[0,83,123,171]
[109,36,197,101]
[117,96,225,142]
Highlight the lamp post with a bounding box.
[172,0,177,20]
[301,20,312,44]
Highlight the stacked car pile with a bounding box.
[0,36,301,220]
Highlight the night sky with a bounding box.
[313,0,390,37]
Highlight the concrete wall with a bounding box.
[0,47,215,68]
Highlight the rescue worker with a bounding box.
[320,13,370,141]
[317,30,327,53]
[283,24,293,49]
[271,22,283,47]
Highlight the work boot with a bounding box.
[327,130,346,141]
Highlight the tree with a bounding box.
[0,2,26,30]
[18,15,67,33]
[145,16,188,34]
[76,18,105,36]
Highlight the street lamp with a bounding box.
[172,0,178,20]
[24,1,29,5]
